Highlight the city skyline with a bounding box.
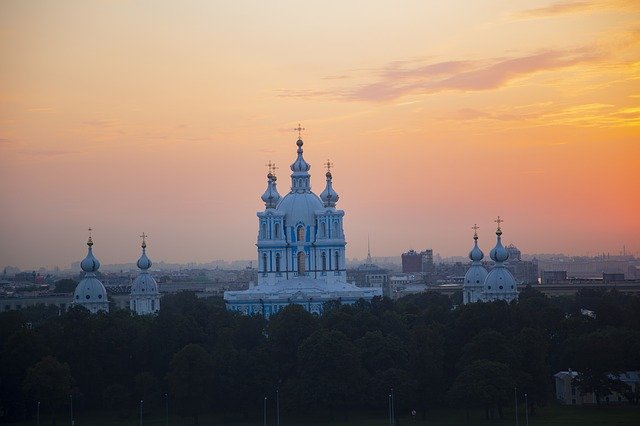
[1,1,639,269]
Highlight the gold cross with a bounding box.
[140,232,148,248]
[87,227,93,245]
[265,160,278,174]
[294,123,305,139]
[324,159,334,173]
[472,223,479,236]
[495,216,503,230]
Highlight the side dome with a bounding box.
[81,246,100,272]
[73,276,108,303]
[464,265,488,287]
[489,230,509,262]
[131,273,159,296]
[484,267,516,293]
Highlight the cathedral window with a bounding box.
[335,251,340,271]
[275,253,281,272]
[274,223,280,238]
[319,222,326,238]
[321,252,327,271]
[262,253,268,273]
[261,223,267,238]
[333,221,339,237]
[297,225,305,242]
[298,251,306,275]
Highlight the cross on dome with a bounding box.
[495,216,503,231]
[140,232,148,248]
[265,160,278,175]
[294,123,305,139]
[472,223,479,239]
[324,159,334,173]
[87,227,93,246]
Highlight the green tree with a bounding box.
[448,360,513,422]
[166,344,213,424]
[22,356,73,424]
[53,279,77,293]
[297,329,365,419]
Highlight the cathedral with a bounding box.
[224,132,382,317]
[463,218,518,304]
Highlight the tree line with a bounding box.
[1,286,639,424]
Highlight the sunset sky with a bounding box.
[1,0,639,269]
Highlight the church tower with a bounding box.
[73,229,109,313]
[482,217,518,302]
[463,224,488,304]
[130,233,160,315]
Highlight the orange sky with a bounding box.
[1,0,639,269]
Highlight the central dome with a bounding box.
[276,191,324,225]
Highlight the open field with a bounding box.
[15,404,640,426]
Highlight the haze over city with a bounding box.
[1,0,639,270]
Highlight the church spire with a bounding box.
[80,227,100,273]
[290,125,311,193]
[469,224,484,263]
[320,159,339,207]
[137,232,152,271]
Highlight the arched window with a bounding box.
[275,253,281,272]
[335,251,340,271]
[262,253,268,273]
[274,223,280,238]
[261,223,267,239]
[297,251,306,275]
[319,222,326,238]
[297,225,305,242]
[321,252,327,271]
[333,221,339,237]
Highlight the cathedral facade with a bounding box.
[224,134,381,317]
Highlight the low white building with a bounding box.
[554,370,640,405]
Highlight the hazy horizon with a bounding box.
[1,1,639,270]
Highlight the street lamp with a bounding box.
[69,394,73,426]
[515,387,518,426]
[263,396,267,426]
[164,393,169,426]
[276,389,280,426]
[139,399,144,426]
[524,393,529,426]
[388,394,392,426]
[390,388,396,426]
[37,401,40,426]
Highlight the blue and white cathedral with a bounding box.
[224,133,382,317]
[463,218,518,304]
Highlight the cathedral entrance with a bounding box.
[297,251,306,275]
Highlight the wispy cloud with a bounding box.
[279,47,603,103]
[513,1,596,19]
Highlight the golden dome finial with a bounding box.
[87,227,93,246]
[140,232,148,249]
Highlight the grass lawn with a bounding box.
[15,404,640,425]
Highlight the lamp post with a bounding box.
[69,394,73,426]
[276,389,280,426]
[388,394,392,426]
[164,393,169,426]
[139,399,143,426]
[390,388,396,426]
[524,393,529,426]
[37,401,40,426]
[263,396,267,426]
[515,387,518,426]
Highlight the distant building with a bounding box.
[402,249,434,273]
[542,270,568,284]
[554,370,640,405]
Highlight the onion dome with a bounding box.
[290,139,311,173]
[320,169,339,208]
[469,226,484,262]
[136,237,152,270]
[489,220,509,263]
[80,235,100,272]
[261,172,281,209]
